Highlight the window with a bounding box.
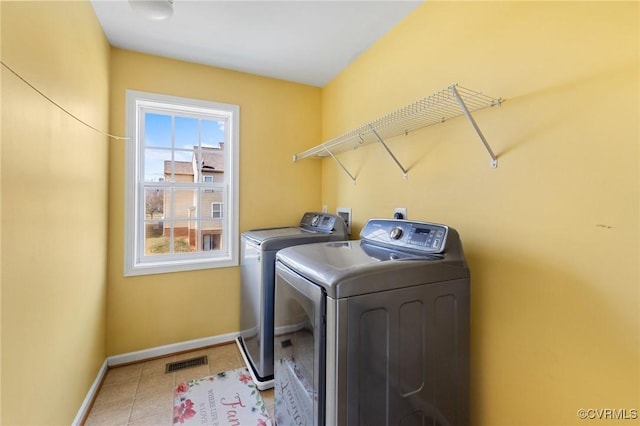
[203,175,214,192]
[125,90,239,276]
[211,202,223,219]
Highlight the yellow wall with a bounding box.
[1,1,637,424]
[107,50,322,355]
[1,1,110,424]
[321,2,639,425]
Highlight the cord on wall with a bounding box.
[1,60,129,141]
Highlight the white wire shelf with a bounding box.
[293,84,502,181]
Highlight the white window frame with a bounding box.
[124,90,239,276]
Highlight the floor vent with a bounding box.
[165,355,208,373]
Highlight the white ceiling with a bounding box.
[90,0,422,87]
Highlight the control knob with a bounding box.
[389,226,403,240]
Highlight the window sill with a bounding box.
[124,256,238,277]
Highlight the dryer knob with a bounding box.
[390,227,403,240]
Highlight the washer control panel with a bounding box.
[299,212,341,233]
[360,219,449,254]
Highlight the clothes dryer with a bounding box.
[237,212,348,390]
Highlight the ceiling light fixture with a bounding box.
[128,0,174,21]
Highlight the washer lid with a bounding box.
[243,227,307,243]
[276,236,468,299]
[243,227,340,251]
[241,212,348,250]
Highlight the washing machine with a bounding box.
[273,218,470,426]
[236,212,348,390]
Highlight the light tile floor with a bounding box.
[84,343,274,425]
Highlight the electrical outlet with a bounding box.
[322,205,328,213]
[394,207,407,220]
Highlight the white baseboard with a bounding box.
[74,331,239,424]
[107,331,239,367]
[72,358,108,426]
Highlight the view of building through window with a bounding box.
[143,113,226,255]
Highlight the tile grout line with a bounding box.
[126,365,144,424]
[130,362,176,425]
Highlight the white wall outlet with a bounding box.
[322,205,328,213]
[337,207,352,235]
[394,207,407,220]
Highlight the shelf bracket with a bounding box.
[450,85,499,168]
[369,125,409,179]
[324,145,357,184]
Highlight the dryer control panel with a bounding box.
[360,219,449,254]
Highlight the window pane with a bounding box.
[162,188,203,220]
[201,187,224,219]
[145,113,172,148]
[175,116,198,150]
[174,219,193,253]
[202,119,225,148]
[144,149,172,182]
[145,220,169,255]
[198,146,223,182]
[171,155,193,190]
[173,188,197,220]
[145,188,164,219]
[200,220,224,251]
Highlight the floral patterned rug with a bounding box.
[173,368,272,425]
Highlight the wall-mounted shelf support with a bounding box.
[450,85,499,168]
[324,145,357,184]
[370,125,409,179]
[293,84,502,182]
